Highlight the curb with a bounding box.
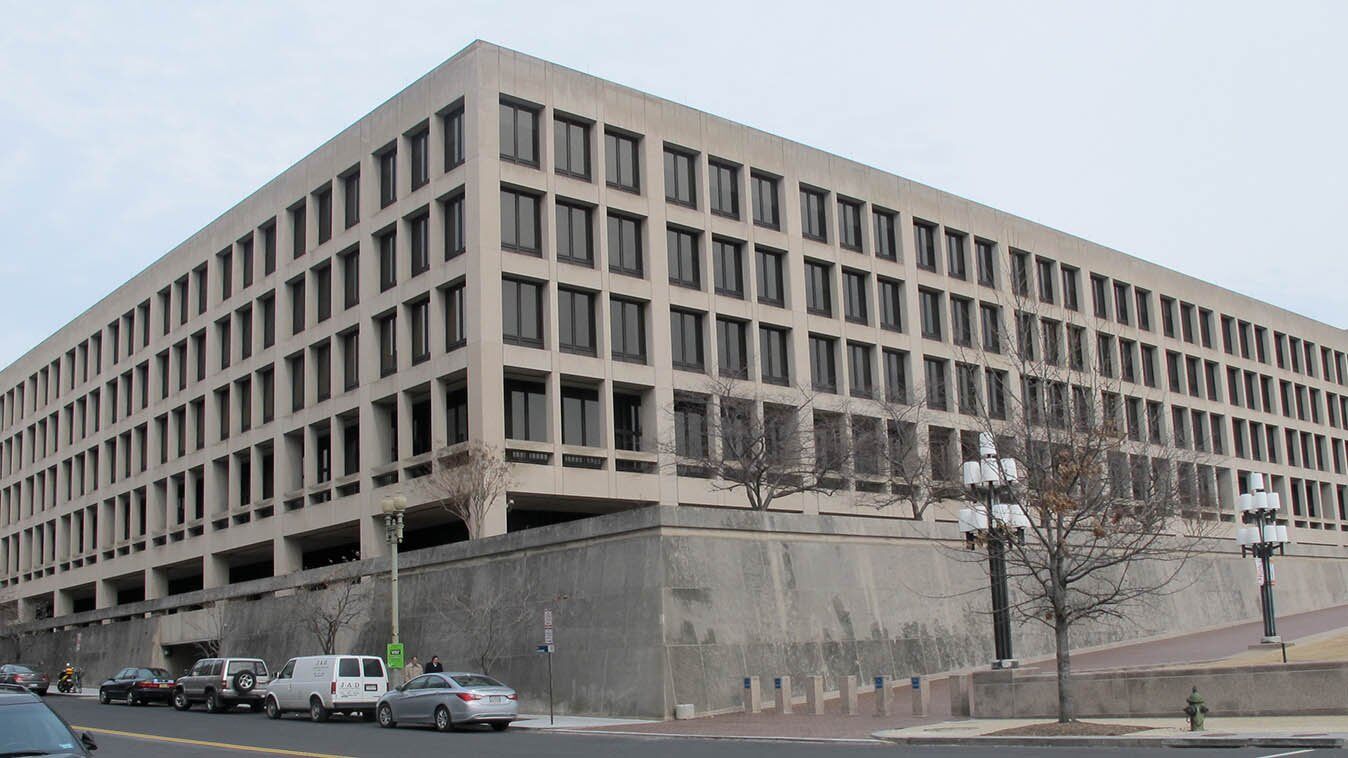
[873,733,1346,749]
[553,729,884,745]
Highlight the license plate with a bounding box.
[489,695,504,704]
[364,684,377,691]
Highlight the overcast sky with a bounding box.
[1,0,1343,368]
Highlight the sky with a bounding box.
[0,0,1344,368]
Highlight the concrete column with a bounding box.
[805,675,825,715]
[95,579,115,610]
[203,553,228,589]
[361,514,389,560]
[53,588,74,617]
[874,676,892,716]
[774,675,792,715]
[742,676,761,714]
[911,675,930,717]
[145,567,168,601]
[274,536,302,576]
[950,674,973,717]
[479,491,507,538]
[840,675,858,715]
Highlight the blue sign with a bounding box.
[875,676,884,689]
[911,676,921,690]
[536,644,554,654]
[773,677,781,689]
[743,677,752,689]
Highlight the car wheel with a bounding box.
[98,689,110,705]
[377,704,395,728]
[128,692,140,706]
[309,698,330,723]
[265,697,282,720]
[491,722,510,732]
[205,690,223,713]
[172,689,191,711]
[434,705,452,732]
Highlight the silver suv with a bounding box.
[172,657,270,713]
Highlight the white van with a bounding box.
[263,655,387,722]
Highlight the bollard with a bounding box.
[674,703,696,720]
[774,676,793,715]
[840,675,859,715]
[743,676,761,714]
[911,675,930,717]
[805,675,825,715]
[874,676,892,716]
[949,674,972,717]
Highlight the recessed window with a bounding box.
[957,363,980,416]
[946,231,967,280]
[664,146,697,207]
[554,116,590,180]
[713,238,744,298]
[505,379,547,442]
[555,200,593,266]
[809,335,837,393]
[610,297,646,363]
[290,202,307,259]
[1010,250,1030,296]
[378,145,397,208]
[951,296,973,347]
[674,395,708,458]
[1062,266,1080,311]
[500,188,541,255]
[919,288,943,340]
[879,278,904,332]
[843,269,868,325]
[562,386,602,447]
[800,186,827,242]
[709,160,739,218]
[502,278,544,348]
[751,172,780,229]
[667,226,701,289]
[409,298,430,364]
[598,213,640,278]
[1135,289,1152,331]
[848,342,874,398]
[884,349,909,403]
[378,230,397,292]
[1091,275,1109,318]
[314,263,332,323]
[442,104,465,171]
[343,171,360,229]
[756,247,785,307]
[408,212,429,276]
[914,221,938,272]
[444,282,466,350]
[605,129,641,193]
[838,198,863,252]
[558,288,597,356]
[315,186,333,245]
[670,309,705,371]
[442,192,465,260]
[874,209,898,261]
[1037,257,1056,304]
[499,98,539,167]
[1113,281,1132,325]
[716,318,749,379]
[924,357,948,411]
[409,128,429,190]
[976,239,996,287]
[760,325,790,385]
[981,303,1002,354]
[376,313,396,377]
[804,260,832,316]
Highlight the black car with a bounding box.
[0,663,50,695]
[0,683,98,756]
[98,667,175,706]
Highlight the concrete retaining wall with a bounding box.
[971,660,1348,718]
[5,507,1348,718]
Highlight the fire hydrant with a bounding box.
[1184,687,1209,731]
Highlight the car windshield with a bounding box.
[450,674,502,688]
[140,669,170,679]
[0,701,84,756]
[226,660,267,676]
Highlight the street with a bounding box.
[43,696,1329,758]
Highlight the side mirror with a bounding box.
[81,732,98,751]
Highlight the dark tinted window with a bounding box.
[499,99,539,166]
[709,161,739,218]
[338,658,361,677]
[751,172,779,228]
[838,199,863,251]
[914,221,937,271]
[362,659,384,677]
[554,117,590,179]
[605,130,640,192]
[558,288,596,355]
[505,379,547,441]
[667,227,700,288]
[500,189,541,254]
[664,147,697,207]
[670,309,704,371]
[561,386,601,447]
[556,201,593,266]
[756,248,784,306]
[800,187,827,241]
[874,210,897,260]
[713,239,743,297]
[610,298,646,363]
[502,278,543,347]
[607,213,643,276]
[804,260,832,315]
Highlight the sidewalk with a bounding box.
[874,716,1348,748]
[514,714,656,730]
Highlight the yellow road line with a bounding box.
[71,725,354,757]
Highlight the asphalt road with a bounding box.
[41,695,1329,758]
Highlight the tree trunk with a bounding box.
[1054,613,1073,723]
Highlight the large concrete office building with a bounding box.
[4,39,1348,628]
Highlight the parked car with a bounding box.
[376,672,517,732]
[263,655,387,722]
[172,657,270,713]
[0,683,98,756]
[0,663,50,695]
[98,667,175,706]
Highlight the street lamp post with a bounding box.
[959,432,1028,670]
[381,493,407,681]
[1236,473,1289,644]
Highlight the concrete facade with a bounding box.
[4,40,1348,638]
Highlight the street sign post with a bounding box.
[542,608,555,724]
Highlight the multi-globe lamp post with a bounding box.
[958,432,1029,669]
[381,493,408,682]
[1235,473,1290,644]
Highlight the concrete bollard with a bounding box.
[743,676,761,714]
[874,676,891,716]
[674,703,696,720]
[806,675,825,715]
[774,676,793,715]
[840,675,859,715]
[949,674,972,717]
[910,675,930,717]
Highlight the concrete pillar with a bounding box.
[742,676,761,714]
[774,676,792,715]
[840,675,858,715]
[274,536,302,575]
[805,675,825,715]
[874,676,892,716]
[145,567,168,601]
[950,674,973,717]
[911,675,930,717]
[95,579,115,610]
[203,553,228,589]
[53,588,74,617]
[480,491,507,538]
[361,514,389,560]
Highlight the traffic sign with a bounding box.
[544,628,554,645]
[543,609,553,629]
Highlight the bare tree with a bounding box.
[295,574,372,655]
[0,604,30,661]
[183,602,231,658]
[855,390,967,520]
[417,442,511,539]
[435,587,537,676]
[954,291,1220,722]
[662,377,851,510]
